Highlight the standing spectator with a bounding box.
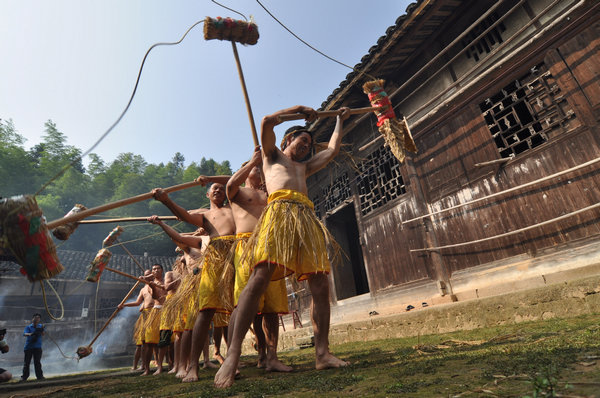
[0,328,12,382]
[21,313,45,381]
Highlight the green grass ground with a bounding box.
[6,313,600,397]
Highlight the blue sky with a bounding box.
[0,0,411,171]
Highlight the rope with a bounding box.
[40,280,65,321]
[403,156,600,224]
[211,0,248,21]
[411,202,600,253]
[256,0,377,81]
[34,18,206,197]
[94,278,101,333]
[116,238,145,273]
[45,332,79,361]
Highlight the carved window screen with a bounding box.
[480,63,578,158]
[357,146,406,216]
[311,172,351,218]
[461,12,506,62]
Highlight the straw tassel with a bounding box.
[363,79,417,163]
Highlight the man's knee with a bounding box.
[308,273,330,297]
[249,264,275,292]
[0,371,12,382]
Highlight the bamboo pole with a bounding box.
[116,239,145,273]
[231,41,259,147]
[79,216,178,224]
[411,202,600,253]
[105,267,150,285]
[47,180,201,229]
[276,106,380,123]
[402,156,600,225]
[87,281,142,347]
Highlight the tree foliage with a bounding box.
[0,119,231,256]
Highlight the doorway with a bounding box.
[325,202,369,300]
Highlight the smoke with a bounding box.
[1,307,139,378]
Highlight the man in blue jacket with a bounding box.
[21,313,45,381]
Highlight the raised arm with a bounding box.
[162,271,180,292]
[152,188,204,227]
[226,146,262,201]
[119,289,144,309]
[196,175,231,187]
[306,107,350,176]
[148,216,204,250]
[261,105,317,159]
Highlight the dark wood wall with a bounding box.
[309,14,600,298]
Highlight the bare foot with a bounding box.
[140,369,151,376]
[182,368,198,383]
[214,356,239,388]
[130,366,140,371]
[168,367,177,374]
[175,368,187,379]
[153,366,163,376]
[266,359,292,373]
[203,361,219,369]
[257,353,267,369]
[315,352,349,370]
[214,353,225,365]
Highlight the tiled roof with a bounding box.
[317,1,424,112]
[0,249,176,282]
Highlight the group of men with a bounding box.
[124,105,350,388]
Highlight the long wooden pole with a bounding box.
[411,202,600,253]
[402,156,600,225]
[87,281,142,347]
[79,216,178,224]
[116,239,145,273]
[105,267,150,285]
[46,180,200,229]
[276,106,380,123]
[231,41,259,146]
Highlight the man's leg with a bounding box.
[153,345,167,375]
[182,309,216,383]
[307,273,348,370]
[21,349,33,381]
[253,314,267,368]
[141,343,156,376]
[213,326,225,364]
[169,332,181,373]
[168,342,174,369]
[263,313,292,372]
[0,369,12,382]
[33,348,43,379]
[176,330,191,378]
[132,345,142,370]
[214,264,274,388]
[202,333,217,369]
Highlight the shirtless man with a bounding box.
[153,177,236,383]
[154,264,181,375]
[120,269,157,374]
[226,147,291,373]
[215,105,350,388]
[140,264,166,375]
[148,223,215,377]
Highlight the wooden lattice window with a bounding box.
[357,146,406,216]
[480,63,577,158]
[461,12,506,63]
[311,172,351,218]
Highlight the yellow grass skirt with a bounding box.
[194,235,235,315]
[144,307,161,344]
[133,309,149,345]
[234,233,288,314]
[243,189,337,281]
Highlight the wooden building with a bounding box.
[301,0,599,314]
